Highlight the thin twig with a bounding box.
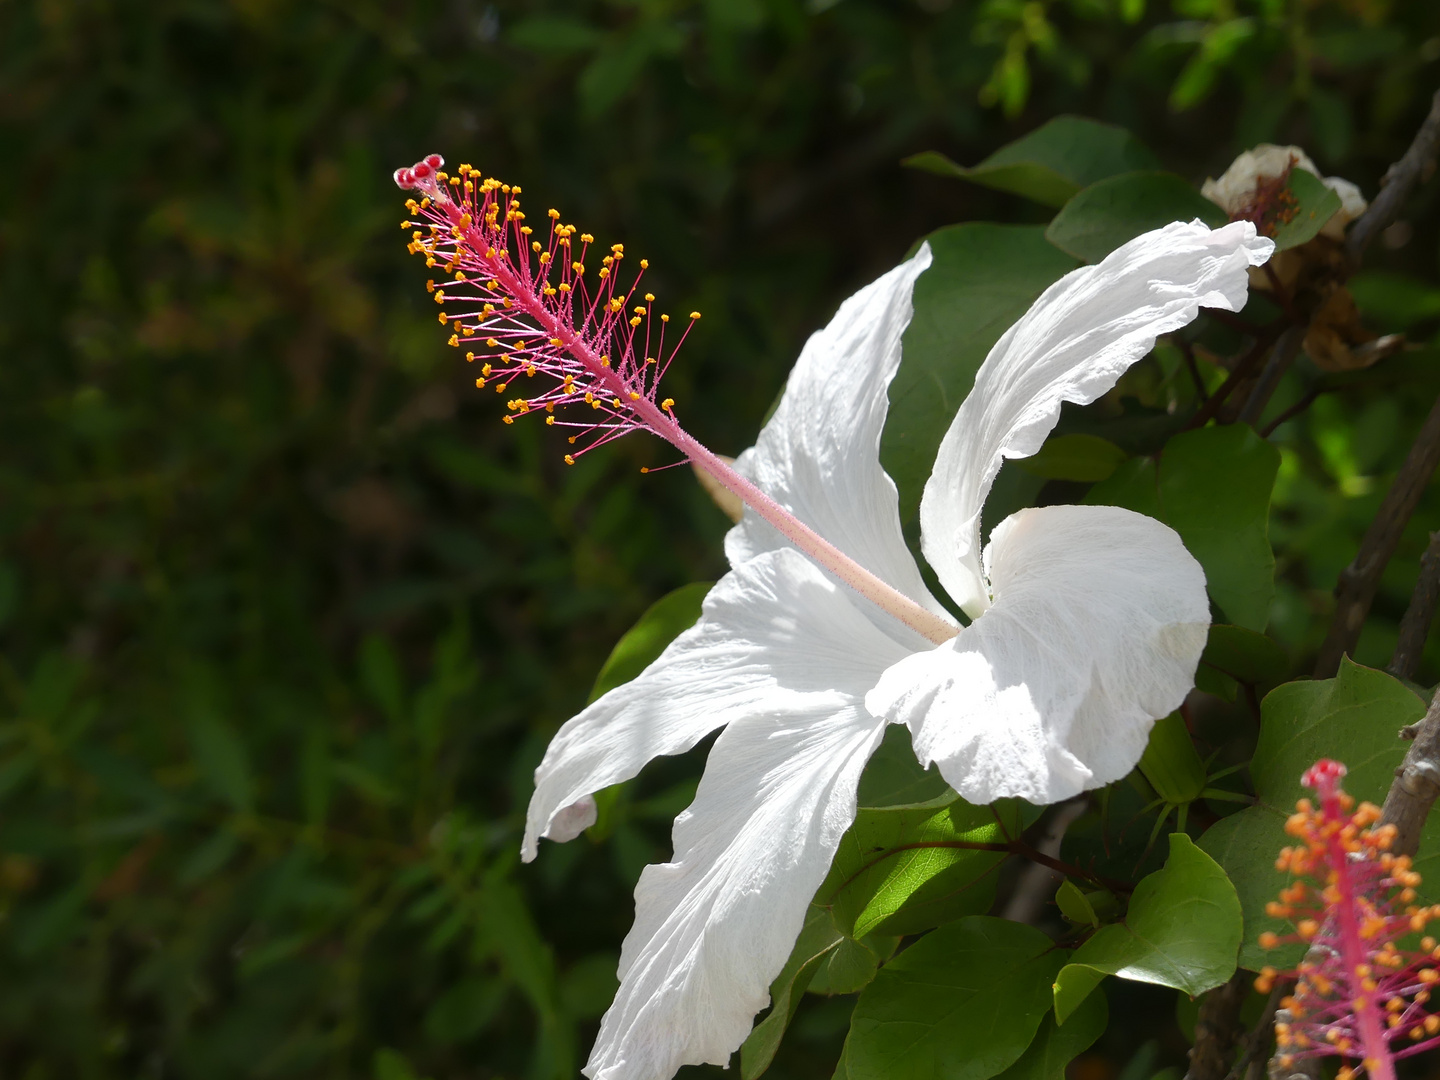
[1259,386,1325,439]
[1313,393,1440,678]
[1346,89,1440,262]
[1236,325,1306,428]
[1228,982,1284,1080]
[1187,329,1283,430]
[1388,531,1440,681]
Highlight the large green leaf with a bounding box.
[845,917,1065,1080]
[1053,835,1241,1023]
[1045,172,1228,263]
[820,795,1022,938]
[903,117,1159,208]
[588,582,712,703]
[1088,425,1280,630]
[885,225,1078,523]
[1014,434,1127,482]
[855,725,952,809]
[1198,660,1428,969]
[993,990,1108,1080]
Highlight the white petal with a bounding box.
[725,246,946,630]
[523,548,912,861]
[584,705,886,1080]
[920,220,1273,617]
[867,505,1208,806]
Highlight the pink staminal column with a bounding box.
[1258,759,1440,1080]
[394,153,958,647]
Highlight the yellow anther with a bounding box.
[543,287,557,296]
[558,283,571,293]
[549,208,560,219]
[532,240,542,252]
[434,291,445,304]
[438,312,449,325]
[549,337,563,347]
[482,363,492,376]
[629,391,640,400]
[661,314,670,322]
[454,271,466,282]
[546,416,555,425]
[572,261,584,273]
[459,213,472,227]
[486,338,498,347]
[476,378,486,388]
[466,351,476,362]
[690,311,701,319]
[539,251,550,264]
[581,233,594,243]
[426,279,436,293]
[448,334,459,347]
[400,220,411,228]
[564,454,575,465]
[661,398,674,410]
[644,293,654,302]
[630,317,642,327]
[598,267,610,279]
[640,259,649,269]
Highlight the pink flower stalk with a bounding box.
[1257,759,1440,1080]
[394,153,957,645]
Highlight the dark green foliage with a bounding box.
[5,1,1440,1079]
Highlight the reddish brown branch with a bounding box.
[1387,531,1440,682]
[1347,89,1440,262]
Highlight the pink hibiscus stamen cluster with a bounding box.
[1258,759,1440,1080]
[395,153,699,467]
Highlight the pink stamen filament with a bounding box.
[398,158,958,647]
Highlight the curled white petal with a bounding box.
[919,220,1273,618]
[523,548,909,861]
[585,704,886,1080]
[727,244,945,636]
[867,504,1209,805]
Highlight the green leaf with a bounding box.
[1200,624,1289,686]
[1198,660,1427,969]
[855,724,952,809]
[1137,714,1206,807]
[1349,271,1440,331]
[589,582,712,703]
[1088,425,1280,630]
[741,905,843,1080]
[845,916,1065,1080]
[1053,834,1241,1023]
[508,16,603,54]
[1015,434,1128,482]
[1270,169,1344,251]
[903,117,1159,208]
[1054,880,1099,929]
[820,796,1021,938]
[993,989,1108,1080]
[1045,171,1229,264]
[885,224,1079,523]
[189,710,254,814]
[809,933,900,996]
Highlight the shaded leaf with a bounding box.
[1198,660,1427,969]
[994,989,1107,1080]
[1053,834,1241,1022]
[1271,169,1344,251]
[1015,434,1128,482]
[886,225,1079,523]
[1088,425,1279,630]
[1045,171,1228,263]
[845,916,1064,1080]
[903,117,1159,208]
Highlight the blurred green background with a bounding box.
[5,0,1440,1077]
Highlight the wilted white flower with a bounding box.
[1202,143,1366,241]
